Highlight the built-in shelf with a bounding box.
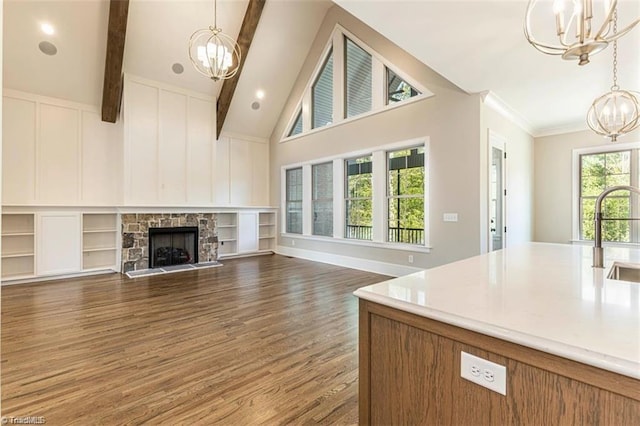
[82,214,118,271]
[1,214,36,279]
[258,212,276,252]
[1,232,35,237]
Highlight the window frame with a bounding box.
[344,154,374,241]
[280,138,430,252]
[344,36,373,119]
[312,162,334,237]
[572,142,640,244]
[280,24,432,142]
[386,146,426,245]
[311,48,334,130]
[285,167,303,234]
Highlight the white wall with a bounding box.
[534,128,640,243]
[2,90,123,206]
[2,79,271,209]
[123,76,271,208]
[270,6,489,271]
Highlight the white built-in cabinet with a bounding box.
[216,211,276,258]
[36,213,82,276]
[1,212,119,282]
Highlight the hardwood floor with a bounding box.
[1,255,389,425]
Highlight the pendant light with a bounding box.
[524,0,639,65]
[587,10,640,142]
[188,0,241,81]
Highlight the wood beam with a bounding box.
[216,0,266,139]
[101,0,129,123]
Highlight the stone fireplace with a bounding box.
[121,213,217,273]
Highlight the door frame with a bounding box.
[488,130,507,252]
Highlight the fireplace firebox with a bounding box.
[149,227,198,268]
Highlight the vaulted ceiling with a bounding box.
[3,0,640,139]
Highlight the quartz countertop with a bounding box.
[354,242,640,379]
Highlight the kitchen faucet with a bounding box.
[593,185,640,268]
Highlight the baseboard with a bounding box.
[276,245,423,277]
[1,269,118,286]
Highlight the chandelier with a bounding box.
[188,0,241,81]
[524,0,640,65]
[587,10,640,141]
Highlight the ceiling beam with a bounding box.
[216,0,266,139]
[101,0,129,123]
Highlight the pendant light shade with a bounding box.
[587,88,640,142]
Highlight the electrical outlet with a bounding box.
[461,351,506,395]
[408,255,414,264]
[443,213,458,222]
[291,239,295,246]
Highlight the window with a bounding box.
[387,147,425,245]
[579,148,639,243]
[288,109,303,137]
[345,155,373,240]
[345,37,372,118]
[282,27,430,141]
[286,168,303,234]
[386,68,420,104]
[312,50,333,129]
[312,163,333,236]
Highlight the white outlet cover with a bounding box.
[461,351,507,395]
[443,213,458,222]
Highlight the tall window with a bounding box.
[386,68,420,104]
[286,168,303,234]
[312,163,333,236]
[345,37,372,118]
[345,156,373,240]
[579,148,639,243]
[387,147,425,245]
[312,50,333,129]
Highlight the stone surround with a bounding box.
[121,213,217,273]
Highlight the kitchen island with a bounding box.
[355,243,640,425]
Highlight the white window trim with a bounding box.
[280,24,434,142]
[571,141,640,243]
[280,137,431,251]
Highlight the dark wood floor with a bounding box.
[1,255,388,425]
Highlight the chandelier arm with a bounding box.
[593,0,617,39]
[524,1,573,50]
[606,19,640,42]
[561,11,579,47]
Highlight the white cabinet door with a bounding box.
[37,213,82,276]
[237,212,258,253]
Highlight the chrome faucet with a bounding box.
[593,185,640,268]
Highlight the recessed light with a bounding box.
[41,23,55,36]
[171,63,184,74]
[38,41,57,56]
[256,90,265,100]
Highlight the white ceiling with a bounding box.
[3,0,640,138]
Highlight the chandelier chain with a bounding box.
[612,9,618,89]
